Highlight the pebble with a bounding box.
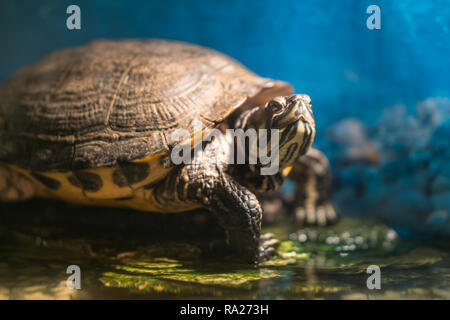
[430,165,450,193]
[323,96,450,240]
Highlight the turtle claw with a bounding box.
[258,233,280,262]
[295,203,339,227]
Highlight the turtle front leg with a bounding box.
[288,148,339,226]
[207,173,280,263]
[152,163,279,264]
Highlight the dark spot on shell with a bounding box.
[119,162,150,185]
[112,169,128,187]
[67,175,81,188]
[69,171,103,192]
[31,172,61,190]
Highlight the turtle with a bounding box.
[0,39,337,263]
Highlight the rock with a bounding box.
[326,118,380,165]
[337,165,367,186]
[424,210,450,238]
[380,159,414,183]
[376,104,434,157]
[430,164,450,193]
[414,169,433,194]
[430,119,450,156]
[380,190,432,230]
[324,97,450,241]
[326,118,367,145]
[409,150,432,169]
[431,192,450,211]
[361,173,390,211]
[417,97,450,127]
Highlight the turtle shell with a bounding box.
[0,39,292,171]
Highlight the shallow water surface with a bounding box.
[0,201,448,300]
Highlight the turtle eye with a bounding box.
[267,100,283,114]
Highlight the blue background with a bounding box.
[1,0,449,128]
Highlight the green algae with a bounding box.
[102,266,280,289]
[100,241,313,289]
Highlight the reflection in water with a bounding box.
[0,200,448,300]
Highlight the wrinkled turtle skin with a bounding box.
[0,39,337,263]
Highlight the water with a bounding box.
[0,200,448,299]
[0,0,448,300]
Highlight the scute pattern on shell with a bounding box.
[0,39,276,171]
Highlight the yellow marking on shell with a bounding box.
[81,166,132,199]
[129,151,163,163]
[60,188,201,213]
[5,153,173,211]
[125,188,201,213]
[6,164,84,202]
[12,165,133,200]
[4,126,217,214]
[6,158,198,214]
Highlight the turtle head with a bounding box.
[242,94,315,173]
[264,94,315,168]
[234,94,315,175]
[265,94,314,129]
